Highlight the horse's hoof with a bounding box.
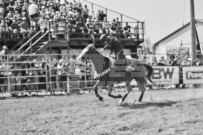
[98,97,103,101]
[117,95,122,98]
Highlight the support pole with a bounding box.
[190,0,196,65]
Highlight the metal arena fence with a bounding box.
[0,53,203,97]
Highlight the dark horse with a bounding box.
[77,44,153,105]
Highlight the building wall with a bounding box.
[154,22,203,61]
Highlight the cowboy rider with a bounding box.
[100,34,124,68]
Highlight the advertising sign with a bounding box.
[147,66,179,84]
[183,66,203,84]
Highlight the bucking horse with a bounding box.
[77,44,154,105]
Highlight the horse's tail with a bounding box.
[144,64,154,84]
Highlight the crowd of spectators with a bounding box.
[0,0,140,40]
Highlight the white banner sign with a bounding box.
[183,66,203,84]
[147,66,179,84]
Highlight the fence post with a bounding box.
[45,54,49,93]
[7,55,10,94]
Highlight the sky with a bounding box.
[80,0,203,43]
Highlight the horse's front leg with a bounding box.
[108,83,122,99]
[93,80,103,101]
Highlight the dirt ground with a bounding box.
[0,88,203,135]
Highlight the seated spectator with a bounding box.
[59,3,66,13]
[60,0,66,5]
[75,18,86,37]
[13,10,22,22]
[20,17,29,37]
[39,16,49,33]
[72,0,79,11]
[13,1,21,13]
[10,19,20,37]
[6,10,14,20]
[30,18,39,31]
[86,18,93,34]
[21,11,27,18]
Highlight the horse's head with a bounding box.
[77,44,99,60]
[77,44,110,73]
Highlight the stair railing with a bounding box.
[17,31,49,59]
[9,30,42,59]
[9,30,36,52]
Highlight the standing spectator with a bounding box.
[167,55,178,66]
[123,22,131,38]
[180,55,191,66]
[20,17,29,37]
[102,17,110,34]
[28,1,39,20]
[93,17,101,35]
[0,3,4,20]
[150,56,158,66]
[110,19,117,34]
[83,5,89,21]
[157,56,166,66]
[98,10,106,22]
[57,59,66,90]
[0,45,8,62]
[68,55,77,74]
[195,55,203,66]
[0,20,9,38]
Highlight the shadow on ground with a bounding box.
[120,101,177,109]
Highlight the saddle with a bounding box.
[113,56,135,72]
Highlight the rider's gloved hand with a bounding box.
[100,48,104,52]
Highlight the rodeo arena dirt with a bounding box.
[1,0,203,135]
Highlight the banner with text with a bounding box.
[182,66,203,84]
[147,66,179,84]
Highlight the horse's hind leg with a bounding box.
[93,80,103,101]
[134,81,146,104]
[119,82,132,105]
[108,83,122,99]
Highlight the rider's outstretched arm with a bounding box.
[102,43,109,50]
